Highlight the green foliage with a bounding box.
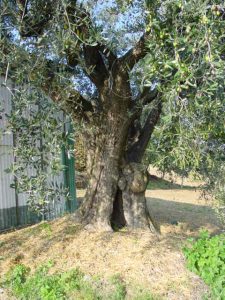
[145,0,225,171]
[183,231,225,299]
[2,86,73,214]
[3,263,99,300]
[204,162,225,226]
[5,264,31,292]
[0,0,89,214]
[2,263,158,300]
[27,222,53,238]
[144,0,225,214]
[109,275,127,300]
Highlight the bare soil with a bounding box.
[0,174,222,300]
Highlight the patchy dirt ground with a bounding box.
[0,175,222,300]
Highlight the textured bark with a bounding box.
[118,163,150,228]
[75,118,159,232]
[117,163,159,232]
[77,129,123,231]
[73,62,162,232]
[77,149,159,232]
[77,107,128,230]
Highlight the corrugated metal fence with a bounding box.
[0,77,77,231]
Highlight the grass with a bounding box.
[26,222,53,238]
[109,275,127,300]
[147,175,197,190]
[1,262,158,300]
[0,240,5,247]
[62,224,81,235]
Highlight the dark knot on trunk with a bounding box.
[119,163,149,194]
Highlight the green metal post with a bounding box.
[62,120,77,213]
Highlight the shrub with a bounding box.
[183,231,225,299]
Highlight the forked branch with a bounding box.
[127,99,162,163]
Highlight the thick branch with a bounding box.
[120,32,149,70]
[50,88,93,121]
[138,87,158,106]
[38,65,94,122]
[98,45,117,69]
[83,45,109,89]
[127,99,162,163]
[128,88,158,142]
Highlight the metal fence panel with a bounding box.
[0,77,77,231]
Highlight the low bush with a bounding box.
[183,231,225,299]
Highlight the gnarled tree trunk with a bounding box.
[72,42,162,233]
[77,145,158,232]
[75,91,161,232]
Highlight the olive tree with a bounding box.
[0,0,224,231]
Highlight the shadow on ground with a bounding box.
[148,175,200,190]
[147,197,221,234]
